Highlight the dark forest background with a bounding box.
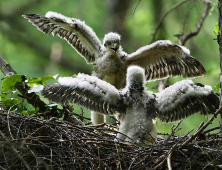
[0,0,220,135]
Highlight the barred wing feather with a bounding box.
[42,74,126,115]
[126,40,206,81]
[23,11,102,64]
[155,80,219,122]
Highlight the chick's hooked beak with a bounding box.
[110,43,119,52]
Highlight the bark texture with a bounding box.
[218,1,222,122]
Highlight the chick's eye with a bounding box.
[107,42,111,46]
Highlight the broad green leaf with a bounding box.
[3,98,20,109]
[214,23,219,35]
[28,75,57,87]
[28,107,40,115]
[17,104,24,113]
[41,75,57,82]
[2,75,24,91]
[22,111,29,115]
[0,93,7,102]
[28,77,44,86]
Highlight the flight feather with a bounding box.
[23,11,102,63]
[42,74,126,115]
[126,40,206,81]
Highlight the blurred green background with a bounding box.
[0,0,220,135]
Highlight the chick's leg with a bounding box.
[91,111,105,125]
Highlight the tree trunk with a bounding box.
[217,0,222,129]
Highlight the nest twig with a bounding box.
[0,110,222,170]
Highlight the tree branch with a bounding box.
[175,0,211,46]
[0,55,17,76]
[150,0,189,43]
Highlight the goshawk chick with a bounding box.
[42,66,218,143]
[23,12,207,125]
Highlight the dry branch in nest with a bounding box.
[0,109,222,170]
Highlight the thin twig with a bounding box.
[178,106,222,150]
[150,0,189,43]
[7,103,21,140]
[166,120,183,141]
[0,166,7,170]
[98,147,101,170]
[133,0,142,15]
[153,129,193,170]
[194,121,204,134]
[196,145,217,170]
[203,126,220,134]
[167,152,172,170]
[0,111,221,169]
[114,141,123,170]
[128,156,138,170]
[0,131,31,170]
[176,0,211,45]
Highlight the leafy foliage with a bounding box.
[2,74,24,91]
[28,75,57,86]
[0,74,57,115]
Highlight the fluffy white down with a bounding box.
[28,85,44,93]
[118,100,157,143]
[103,32,121,44]
[156,80,212,112]
[45,11,101,53]
[128,40,172,58]
[179,45,190,55]
[46,11,73,24]
[126,66,145,86]
[128,40,190,58]
[58,73,120,105]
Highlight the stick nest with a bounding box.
[0,111,222,170]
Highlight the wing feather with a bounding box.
[156,80,219,122]
[42,74,126,115]
[23,12,102,64]
[126,40,206,81]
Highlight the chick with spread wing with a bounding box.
[23,12,206,125]
[42,66,218,143]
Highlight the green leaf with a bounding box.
[22,111,29,115]
[28,77,44,86]
[28,75,57,87]
[0,93,7,102]
[214,23,219,35]
[17,104,24,113]
[3,98,20,109]
[28,107,39,115]
[73,74,78,77]
[215,82,220,93]
[2,75,24,91]
[41,75,57,82]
